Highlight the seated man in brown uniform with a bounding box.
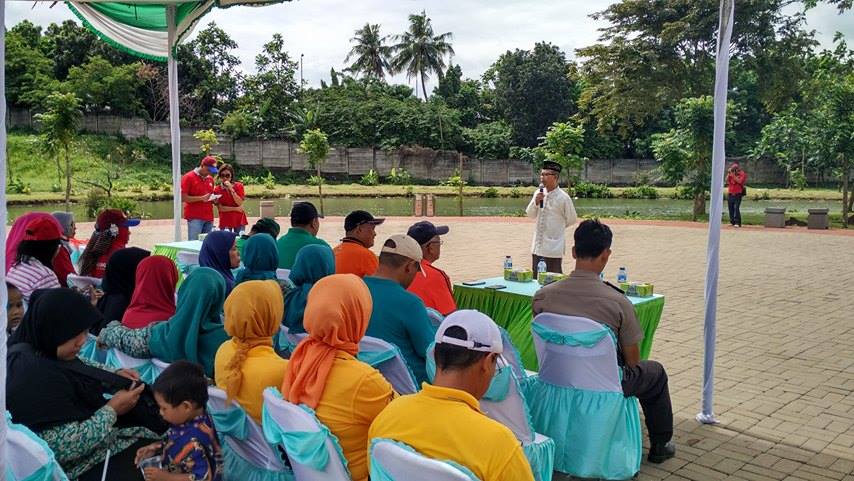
[532,219,675,463]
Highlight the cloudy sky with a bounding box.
[5,1,852,92]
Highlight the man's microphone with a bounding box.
[538,183,545,208]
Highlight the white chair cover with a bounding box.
[425,308,444,328]
[103,348,163,384]
[358,336,419,394]
[261,388,351,481]
[206,387,293,481]
[276,269,291,281]
[370,439,478,481]
[6,413,69,481]
[532,314,622,392]
[65,274,101,290]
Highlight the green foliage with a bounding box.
[5,23,57,109]
[221,110,254,139]
[389,11,455,100]
[308,175,324,186]
[299,129,331,170]
[573,181,614,199]
[482,187,499,198]
[387,167,413,185]
[35,92,83,209]
[263,171,277,190]
[63,56,144,116]
[789,168,807,190]
[672,185,695,200]
[622,185,659,199]
[360,169,381,186]
[463,121,513,159]
[9,177,32,195]
[241,33,300,137]
[509,186,523,198]
[510,146,546,165]
[239,175,261,185]
[85,189,140,219]
[485,42,577,147]
[193,129,219,156]
[537,121,586,172]
[442,170,467,187]
[345,24,392,80]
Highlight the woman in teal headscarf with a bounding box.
[283,244,335,333]
[97,267,230,377]
[235,234,278,285]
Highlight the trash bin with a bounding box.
[260,200,276,219]
[808,208,829,229]
[764,207,786,228]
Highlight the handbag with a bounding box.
[741,186,747,197]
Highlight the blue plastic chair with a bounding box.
[525,313,642,480]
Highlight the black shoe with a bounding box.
[647,441,676,463]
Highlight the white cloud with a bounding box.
[5,0,852,93]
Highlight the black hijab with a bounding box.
[96,247,150,330]
[7,288,107,431]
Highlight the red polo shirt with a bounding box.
[181,169,215,221]
[407,259,457,315]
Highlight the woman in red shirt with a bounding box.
[726,163,748,227]
[214,164,248,234]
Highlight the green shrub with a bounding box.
[50,183,62,193]
[482,187,499,198]
[404,186,414,197]
[308,175,324,186]
[622,185,658,199]
[10,177,32,195]
[672,186,694,199]
[85,188,140,218]
[573,181,613,198]
[360,169,380,186]
[752,190,771,201]
[442,170,467,187]
[387,168,412,185]
[509,186,522,198]
[130,184,145,194]
[263,171,277,190]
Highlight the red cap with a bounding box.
[96,209,140,231]
[200,156,219,174]
[24,217,62,241]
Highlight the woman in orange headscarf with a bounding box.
[215,280,288,422]
[280,274,394,481]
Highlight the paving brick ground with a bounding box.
[82,216,854,480]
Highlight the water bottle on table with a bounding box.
[504,256,513,270]
[617,266,628,283]
[537,258,547,276]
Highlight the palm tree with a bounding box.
[390,11,454,100]
[345,23,391,80]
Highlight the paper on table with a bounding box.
[208,193,222,202]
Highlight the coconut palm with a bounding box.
[345,23,392,80]
[390,11,454,100]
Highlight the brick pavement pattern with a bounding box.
[87,216,854,480]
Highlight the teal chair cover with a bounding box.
[5,412,69,481]
[425,343,554,481]
[104,348,162,384]
[78,334,106,364]
[526,314,642,480]
[261,388,352,481]
[207,388,294,481]
[369,439,480,481]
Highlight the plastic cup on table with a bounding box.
[138,456,161,475]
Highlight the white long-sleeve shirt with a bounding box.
[526,187,578,258]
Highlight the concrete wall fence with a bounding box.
[8,108,792,186]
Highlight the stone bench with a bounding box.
[764,207,786,228]
[808,208,829,229]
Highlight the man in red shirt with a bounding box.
[181,156,218,240]
[726,162,748,227]
[406,221,457,315]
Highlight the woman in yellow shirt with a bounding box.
[215,280,288,422]
[280,274,395,481]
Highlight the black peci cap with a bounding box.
[542,161,562,173]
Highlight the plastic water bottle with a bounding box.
[504,256,513,270]
[537,258,547,275]
[617,266,628,284]
[599,272,605,281]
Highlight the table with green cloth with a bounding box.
[152,240,202,262]
[453,277,665,370]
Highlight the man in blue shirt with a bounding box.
[364,234,436,384]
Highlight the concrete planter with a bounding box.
[764,207,786,228]
[808,208,829,229]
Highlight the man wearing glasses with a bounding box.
[406,221,457,316]
[526,160,577,276]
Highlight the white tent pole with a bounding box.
[0,0,9,475]
[697,0,734,425]
[167,4,182,242]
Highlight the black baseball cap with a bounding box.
[344,210,385,232]
[291,202,322,226]
[407,221,449,245]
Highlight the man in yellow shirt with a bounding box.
[368,310,535,481]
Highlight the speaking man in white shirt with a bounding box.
[526,160,578,276]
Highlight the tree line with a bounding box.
[5,1,854,222]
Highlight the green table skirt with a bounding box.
[453,285,665,370]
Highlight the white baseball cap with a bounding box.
[435,310,503,354]
[381,234,425,275]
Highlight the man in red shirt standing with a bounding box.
[406,221,457,315]
[181,156,218,240]
[726,162,747,227]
